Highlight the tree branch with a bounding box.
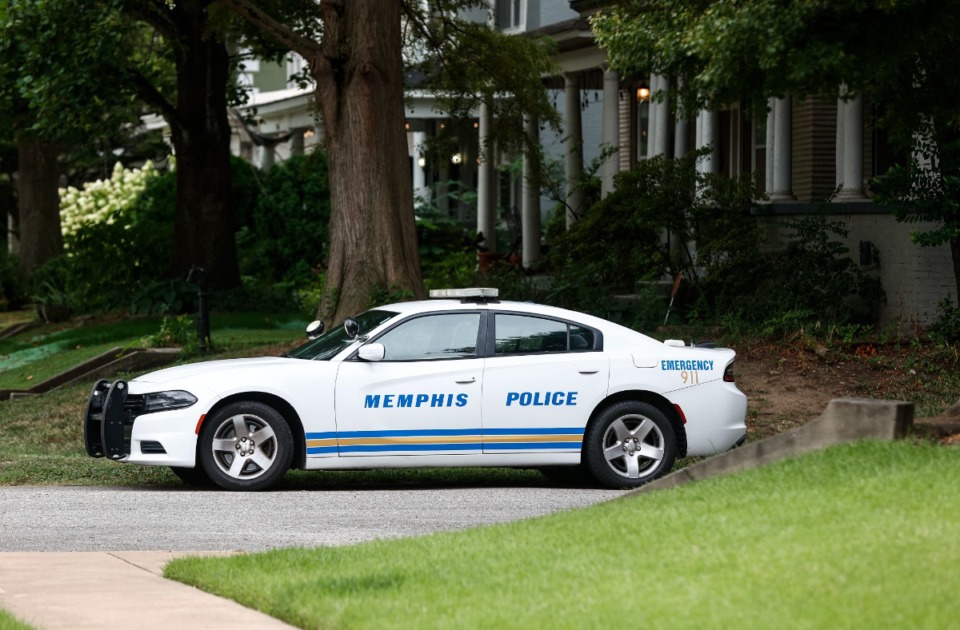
[127,69,183,130]
[212,0,322,60]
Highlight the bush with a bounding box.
[237,150,331,289]
[0,249,25,310]
[53,162,175,312]
[930,298,960,343]
[544,150,885,333]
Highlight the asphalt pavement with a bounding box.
[0,484,621,628]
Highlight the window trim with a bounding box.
[494,0,526,33]
[484,311,604,358]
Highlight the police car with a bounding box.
[83,288,747,491]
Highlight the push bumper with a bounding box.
[84,379,136,460]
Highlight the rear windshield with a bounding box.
[284,310,398,360]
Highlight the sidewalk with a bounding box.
[0,552,294,629]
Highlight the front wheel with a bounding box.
[199,401,293,491]
[584,401,676,489]
[169,466,213,488]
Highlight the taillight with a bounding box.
[723,361,736,382]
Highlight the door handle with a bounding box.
[578,369,599,375]
[455,377,476,384]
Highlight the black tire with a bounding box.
[169,466,214,488]
[199,401,293,491]
[584,401,676,489]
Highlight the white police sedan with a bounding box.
[84,288,747,491]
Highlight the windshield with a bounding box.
[284,310,398,360]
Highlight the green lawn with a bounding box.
[166,440,960,629]
[0,312,307,389]
[0,608,32,630]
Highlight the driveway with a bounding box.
[0,485,623,552]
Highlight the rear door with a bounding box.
[481,313,609,454]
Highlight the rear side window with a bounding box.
[494,314,595,355]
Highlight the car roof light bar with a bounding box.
[428,288,500,303]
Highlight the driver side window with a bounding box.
[375,312,481,361]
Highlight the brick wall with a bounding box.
[765,206,958,329]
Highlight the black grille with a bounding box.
[140,441,166,454]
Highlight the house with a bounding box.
[226,1,957,328]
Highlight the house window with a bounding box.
[495,0,524,31]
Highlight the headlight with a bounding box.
[141,390,198,414]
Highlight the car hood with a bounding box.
[132,356,309,385]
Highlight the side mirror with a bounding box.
[305,320,325,339]
[357,343,385,362]
[344,317,360,338]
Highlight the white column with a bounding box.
[7,211,18,255]
[646,74,659,159]
[601,67,620,197]
[836,91,866,201]
[653,75,670,157]
[696,109,719,174]
[674,116,687,158]
[770,96,794,200]
[522,117,541,268]
[412,130,429,204]
[259,144,274,170]
[765,97,776,195]
[476,103,496,252]
[673,78,687,158]
[835,92,845,188]
[290,130,305,156]
[563,73,584,227]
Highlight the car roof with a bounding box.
[377,298,647,340]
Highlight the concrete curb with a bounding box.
[633,397,915,494]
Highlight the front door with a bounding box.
[334,311,484,457]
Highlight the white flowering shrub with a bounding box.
[59,161,158,242]
[45,159,178,312]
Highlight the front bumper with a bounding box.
[84,379,200,467]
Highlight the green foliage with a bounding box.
[0,0,139,143]
[401,1,560,155]
[49,163,175,312]
[930,298,960,344]
[416,218,476,292]
[874,133,960,249]
[141,314,197,350]
[0,249,26,311]
[237,151,331,289]
[541,152,883,332]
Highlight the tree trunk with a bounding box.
[16,134,63,275]
[311,0,424,324]
[165,0,240,290]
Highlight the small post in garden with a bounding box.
[186,266,211,352]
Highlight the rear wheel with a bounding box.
[537,465,590,487]
[199,401,293,491]
[584,401,676,489]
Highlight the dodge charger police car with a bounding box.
[83,288,747,491]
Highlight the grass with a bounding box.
[0,312,307,389]
[165,440,960,629]
[0,312,308,486]
[0,609,32,630]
